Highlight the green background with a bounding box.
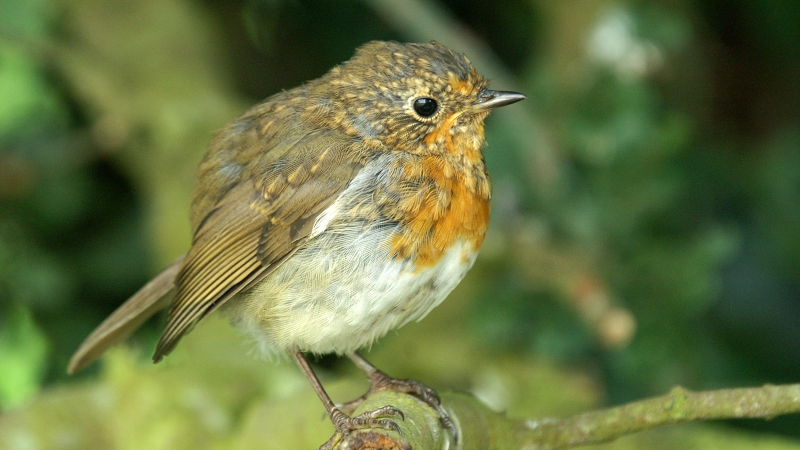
[1,0,799,448]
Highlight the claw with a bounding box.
[329,404,405,437]
[346,353,459,443]
[379,419,401,435]
[367,376,456,441]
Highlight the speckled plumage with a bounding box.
[68,40,525,443]
[68,43,524,410]
[155,41,495,358]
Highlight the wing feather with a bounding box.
[152,121,369,361]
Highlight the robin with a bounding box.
[68,40,525,442]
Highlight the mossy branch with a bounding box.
[326,384,800,449]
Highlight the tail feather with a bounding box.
[67,256,185,374]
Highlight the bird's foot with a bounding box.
[317,405,404,450]
[340,368,457,441]
[331,404,404,433]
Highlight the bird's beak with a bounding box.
[473,90,526,111]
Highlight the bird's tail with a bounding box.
[67,255,185,374]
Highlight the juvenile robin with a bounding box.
[68,40,525,441]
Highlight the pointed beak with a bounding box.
[473,90,527,111]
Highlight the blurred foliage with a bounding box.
[0,0,799,447]
[0,304,47,409]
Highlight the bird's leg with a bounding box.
[342,352,457,439]
[292,351,403,445]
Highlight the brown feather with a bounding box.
[67,256,184,374]
[152,121,370,361]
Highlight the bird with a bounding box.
[68,40,525,442]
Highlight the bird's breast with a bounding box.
[387,153,490,270]
[232,151,491,355]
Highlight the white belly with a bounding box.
[230,231,478,356]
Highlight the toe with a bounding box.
[329,405,406,435]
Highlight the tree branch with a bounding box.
[523,384,800,449]
[326,384,800,449]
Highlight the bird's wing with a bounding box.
[153,123,368,361]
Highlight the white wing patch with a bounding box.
[309,165,374,238]
[310,200,339,237]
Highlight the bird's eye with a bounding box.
[413,97,438,117]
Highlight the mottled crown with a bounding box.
[343,41,479,86]
[302,41,490,153]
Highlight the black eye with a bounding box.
[413,97,438,117]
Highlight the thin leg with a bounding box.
[292,351,403,438]
[346,352,457,440]
[293,350,338,412]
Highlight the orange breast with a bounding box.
[389,154,490,270]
